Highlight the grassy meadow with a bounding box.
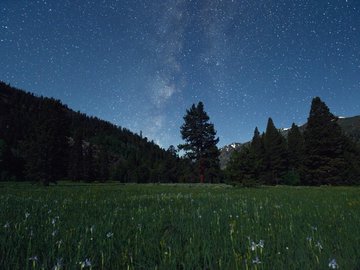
[0,183,360,269]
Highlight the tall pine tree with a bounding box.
[304,97,349,185]
[178,102,220,183]
[263,118,288,185]
[286,123,305,185]
[250,127,265,182]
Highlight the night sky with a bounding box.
[1,0,360,148]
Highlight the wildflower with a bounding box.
[56,240,63,248]
[258,240,264,248]
[252,256,261,264]
[29,255,39,268]
[52,257,63,270]
[306,236,312,242]
[328,259,339,269]
[25,212,30,219]
[106,232,113,238]
[251,241,257,251]
[52,230,58,237]
[79,258,92,268]
[311,225,318,231]
[315,241,323,250]
[229,223,235,235]
[4,222,10,228]
[90,225,95,234]
[250,240,264,251]
[29,255,39,262]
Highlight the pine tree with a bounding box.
[304,97,349,185]
[263,118,288,185]
[286,123,304,185]
[178,102,220,183]
[250,127,265,182]
[163,145,179,183]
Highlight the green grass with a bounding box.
[1,183,360,269]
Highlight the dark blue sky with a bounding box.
[1,0,359,148]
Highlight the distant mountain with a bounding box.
[219,142,245,169]
[220,115,360,168]
[336,116,360,142]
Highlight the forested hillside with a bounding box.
[0,82,193,184]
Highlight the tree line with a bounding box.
[0,82,197,185]
[1,81,359,185]
[225,97,360,186]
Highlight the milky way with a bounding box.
[1,0,359,148]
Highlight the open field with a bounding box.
[1,183,360,269]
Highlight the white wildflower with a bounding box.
[252,256,261,264]
[52,257,63,270]
[80,258,92,268]
[56,240,63,248]
[315,241,323,250]
[328,259,339,269]
[250,240,264,251]
[29,255,39,262]
[258,240,264,248]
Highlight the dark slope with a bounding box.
[0,81,190,182]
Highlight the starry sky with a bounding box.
[1,0,360,148]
